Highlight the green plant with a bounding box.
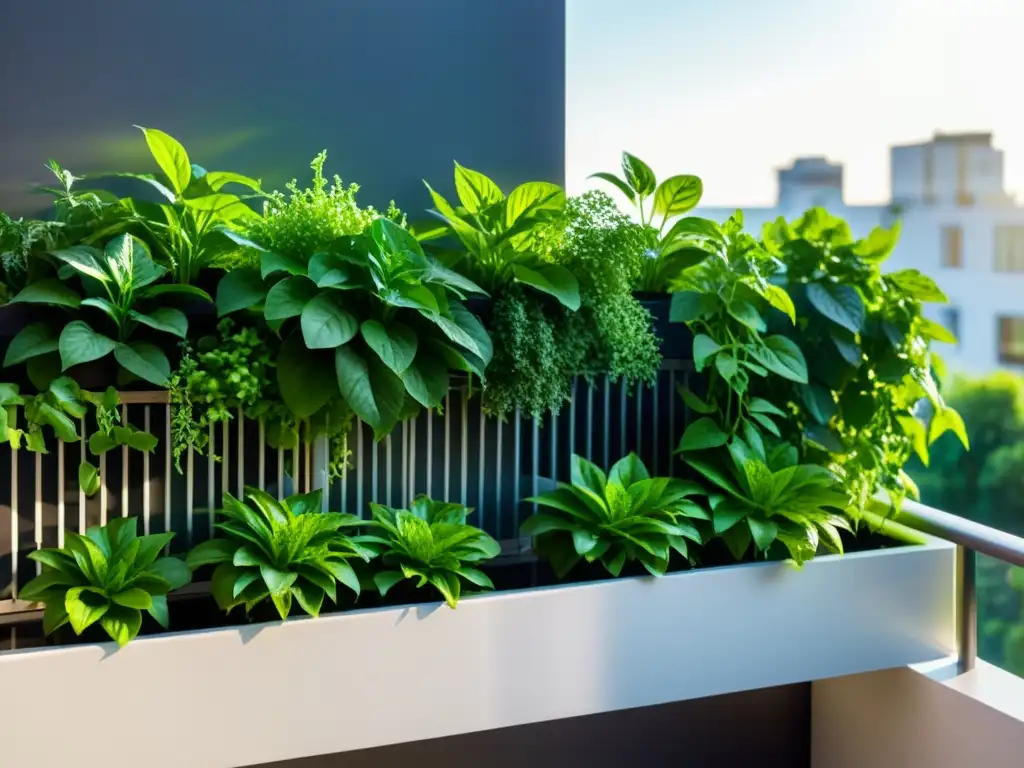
[521,453,707,578]
[96,126,264,283]
[359,496,500,608]
[245,150,401,261]
[185,487,370,619]
[420,162,578,308]
[17,517,190,646]
[758,208,968,513]
[5,233,199,386]
[590,152,714,292]
[217,217,492,437]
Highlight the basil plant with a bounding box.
[216,217,493,437]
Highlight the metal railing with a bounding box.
[897,499,1024,674]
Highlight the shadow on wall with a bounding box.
[0,0,566,216]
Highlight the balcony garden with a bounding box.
[0,130,964,765]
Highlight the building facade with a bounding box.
[698,134,1024,374]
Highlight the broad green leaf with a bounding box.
[423,182,487,258]
[321,559,361,597]
[114,342,170,386]
[679,417,728,451]
[4,323,59,367]
[754,336,808,383]
[520,513,581,536]
[147,595,169,628]
[456,567,494,590]
[715,354,738,381]
[134,532,175,569]
[128,307,187,338]
[572,528,600,555]
[653,174,702,216]
[277,333,337,419]
[185,538,238,569]
[42,602,70,635]
[727,298,766,332]
[148,557,191,590]
[335,346,405,438]
[663,216,725,244]
[135,125,191,194]
[713,501,748,534]
[621,152,656,196]
[929,406,969,449]
[669,290,715,323]
[919,317,957,344]
[453,162,503,213]
[898,415,929,466]
[749,397,786,417]
[361,320,418,374]
[204,172,262,193]
[806,282,865,333]
[678,385,715,414]
[35,403,78,442]
[588,171,635,202]
[100,604,143,647]
[89,432,118,455]
[59,322,115,370]
[141,284,212,302]
[260,250,307,280]
[80,297,120,323]
[505,181,565,227]
[608,452,650,488]
[111,588,152,610]
[264,276,317,321]
[291,579,325,617]
[65,586,110,634]
[216,268,265,317]
[802,384,837,425]
[763,284,796,323]
[692,334,720,371]
[9,279,81,308]
[402,351,449,408]
[373,570,405,597]
[49,246,109,283]
[300,293,358,349]
[261,564,298,595]
[446,303,493,364]
[511,264,580,310]
[887,269,948,303]
[752,413,781,437]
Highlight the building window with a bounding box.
[941,226,963,267]
[994,225,1024,272]
[940,307,960,343]
[998,316,1024,364]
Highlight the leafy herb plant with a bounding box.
[17,517,190,646]
[591,152,714,292]
[185,487,370,620]
[359,496,501,608]
[522,453,707,578]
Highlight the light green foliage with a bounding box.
[758,208,966,515]
[420,162,578,307]
[219,217,491,438]
[186,487,370,620]
[590,152,715,292]
[360,496,500,608]
[7,233,201,386]
[18,517,190,646]
[522,453,708,578]
[246,150,401,261]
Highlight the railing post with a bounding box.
[956,544,977,674]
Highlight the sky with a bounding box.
[567,0,1024,206]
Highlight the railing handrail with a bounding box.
[895,499,1024,568]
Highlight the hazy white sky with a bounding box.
[567,0,1024,206]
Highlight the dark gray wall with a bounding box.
[262,685,811,768]
[0,0,565,216]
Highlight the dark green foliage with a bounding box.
[186,487,370,620]
[359,496,500,608]
[521,453,708,578]
[18,517,190,646]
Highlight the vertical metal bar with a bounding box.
[957,545,978,674]
[80,416,87,533]
[57,438,65,548]
[276,446,284,501]
[461,391,468,506]
[220,420,230,530]
[34,452,42,573]
[10,449,17,598]
[586,384,594,460]
[669,370,677,475]
[303,438,311,495]
[409,416,417,503]
[207,423,215,534]
[401,421,408,508]
[495,419,503,540]
[635,381,643,459]
[531,418,539,517]
[99,449,108,526]
[603,375,611,469]
[444,391,451,500]
[569,376,577,460]
[237,408,244,498]
[143,406,151,535]
[385,433,393,507]
[478,408,486,525]
[258,419,266,491]
[342,425,351,514]
[653,376,660,475]
[356,422,365,515]
[186,447,195,546]
[619,379,627,456]
[371,432,379,505]
[292,445,301,497]
[426,409,433,499]
[121,404,129,517]
[164,406,171,545]
[550,411,558,481]
[513,408,522,514]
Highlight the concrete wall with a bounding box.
[0,0,566,216]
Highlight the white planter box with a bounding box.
[0,537,955,768]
